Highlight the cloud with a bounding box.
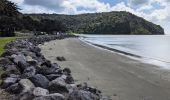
[24,0,65,12]
[129,0,149,6]
[9,0,24,4]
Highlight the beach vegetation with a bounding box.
[0,37,18,55]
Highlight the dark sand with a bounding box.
[40,38,170,100]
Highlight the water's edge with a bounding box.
[79,37,170,69]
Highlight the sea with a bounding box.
[79,35,170,69]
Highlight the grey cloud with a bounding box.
[165,0,170,2]
[130,0,149,6]
[24,0,65,11]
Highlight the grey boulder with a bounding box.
[5,83,23,94]
[68,90,99,100]
[22,66,36,78]
[33,93,64,100]
[48,77,69,93]
[33,87,49,97]
[30,74,49,89]
[19,79,35,92]
[1,77,19,89]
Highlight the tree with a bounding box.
[0,0,19,17]
[0,0,20,36]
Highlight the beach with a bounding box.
[40,38,170,100]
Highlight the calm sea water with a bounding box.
[80,35,170,68]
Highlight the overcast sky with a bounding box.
[10,0,170,35]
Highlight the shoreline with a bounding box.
[79,37,170,69]
[40,38,170,100]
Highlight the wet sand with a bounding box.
[39,38,170,100]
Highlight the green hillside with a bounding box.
[27,11,164,35]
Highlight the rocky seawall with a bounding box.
[0,35,110,100]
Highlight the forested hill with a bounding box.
[27,11,164,35]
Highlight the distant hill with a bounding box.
[27,11,164,35]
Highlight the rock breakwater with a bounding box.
[0,35,110,100]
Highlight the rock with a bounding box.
[5,83,23,94]
[4,64,21,75]
[30,47,41,53]
[0,57,12,66]
[61,75,67,80]
[1,73,20,79]
[17,61,29,73]
[12,54,26,64]
[33,93,65,100]
[19,79,35,92]
[33,87,49,97]
[48,77,69,93]
[36,52,42,57]
[66,84,77,93]
[55,69,63,75]
[56,56,66,61]
[26,56,37,66]
[65,75,74,84]
[51,63,60,69]
[85,86,101,95]
[39,64,59,75]
[22,66,36,78]
[68,90,99,100]
[41,60,52,67]
[30,74,49,89]
[1,49,18,57]
[63,68,71,75]
[46,74,60,81]
[1,72,20,79]
[18,91,35,100]
[1,77,19,89]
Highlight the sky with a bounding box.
[9,0,170,35]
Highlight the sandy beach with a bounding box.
[39,38,170,100]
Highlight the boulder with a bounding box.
[30,74,49,89]
[19,79,35,92]
[1,77,19,89]
[17,61,29,73]
[63,68,71,75]
[41,60,52,67]
[1,73,20,80]
[56,56,66,61]
[39,64,59,75]
[1,49,18,57]
[68,90,99,100]
[30,47,41,53]
[5,83,23,94]
[22,66,36,78]
[51,63,60,69]
[26,56,37,66]
[33,87,49,97]
[65,75,74,84]
[0,57,12,66]
[5,64,21,74]
[46,74,60,81]
[18,91,35,100]
[48,77,69,93]
[39,65,52,75]
[12,54,26,64]
[33,93,65,100]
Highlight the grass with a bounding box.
[0,36,30,85]
[0,37,19,56]
[0,37,19,84]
